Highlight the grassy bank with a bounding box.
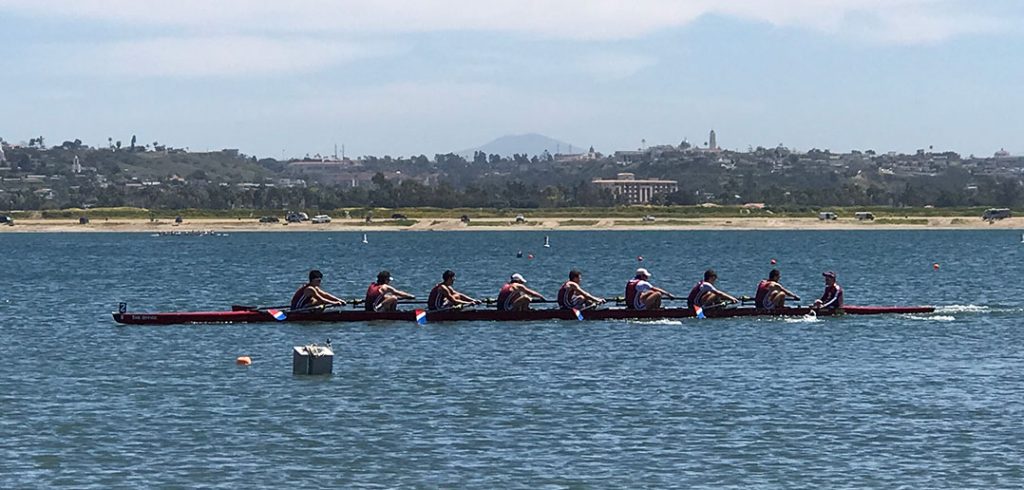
[4,205,1012,221]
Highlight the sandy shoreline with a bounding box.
[1,216,1021,232]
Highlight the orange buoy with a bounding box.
[236,356,252,365]
[637,255,644,262]
[933,263,940,270]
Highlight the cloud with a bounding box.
[575,52,659,81]
[0,0,1012,43]
[61,36,394,78]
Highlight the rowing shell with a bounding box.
[111,305,935,325]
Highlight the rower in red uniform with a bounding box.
[754,268,800,309]
[427,270,479,311]
[812,271,844,311]
[686,269,739,310]
[290,269,346,310]
[496,273,547,311]
[364,270,416,312]
[557,269,605,310]
[624,268,675,310]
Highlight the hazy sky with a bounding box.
[1,0,1021,158]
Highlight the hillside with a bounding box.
[457,133,581,157]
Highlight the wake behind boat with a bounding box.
[112,304,935,325]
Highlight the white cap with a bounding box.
[510,273,527,283]
[636,268,651,278]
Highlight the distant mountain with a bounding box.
[458,133,581,158]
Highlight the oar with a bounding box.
[270,302,345,321]
[232,304,290,312]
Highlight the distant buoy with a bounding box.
[543,236,550,248]
[236,356,252,365]
[528,254,534,260]
[933,263,940,270]
[361,233,368,244]
[516,250,523,258]
[770,258,777,265]
[637,255,644,262]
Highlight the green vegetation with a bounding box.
[464,220,542,227]
[2,141,1023,212]
[873,218,931,225]
[349,219,418,227]
[612,219,706,226]
[5,205,1013,221]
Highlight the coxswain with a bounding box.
[812,271,844,311]
[496,273,547,311]
[624,268,675,310]
[557,269,605,310]
[290,270,346,310]
[364,270,416,312]
[686,269,739,310]
[754,269,800,309]
[427,270,479,311]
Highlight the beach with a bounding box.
[1,216,1020,232]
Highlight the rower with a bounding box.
[557,269,605,310]
[625,268,675,310]
[290,270,346,310]
[496,273,547,311]
[812,271,844,311]
[427,270,479,311]
[686,269,739,310]
[364,270,416,312]
[754,268,800,309]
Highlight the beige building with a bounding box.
[592,173,678,204]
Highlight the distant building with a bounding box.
[554,146,602,163]
[709,130,717,151]
[592,172,678,204]
[0,144,6,164]
[72,155,82,174]
[995,148,1011,158]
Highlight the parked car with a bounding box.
[0,215,13,224]
[855,212,875,221]
[515,214,526,223]
[286,211,309,223]
[79,216,90,224]
[312,214,332,224]
[391,213,408,220]
[460,214,471,223]
[642,215,656,222]
[983,208,1011,221]
[259,216,279,223]
[175,215,184,224]
[818,212,838,221]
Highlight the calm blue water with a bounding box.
[1,230,1023,488]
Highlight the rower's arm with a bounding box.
[653,286,675,299]
[781,286,800,301]
[523,286,546,300]
[818,291,840,308]
[388,286,416,299]
[451,289,478,304]
[314,288,346,305]
[577,286,604,303]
